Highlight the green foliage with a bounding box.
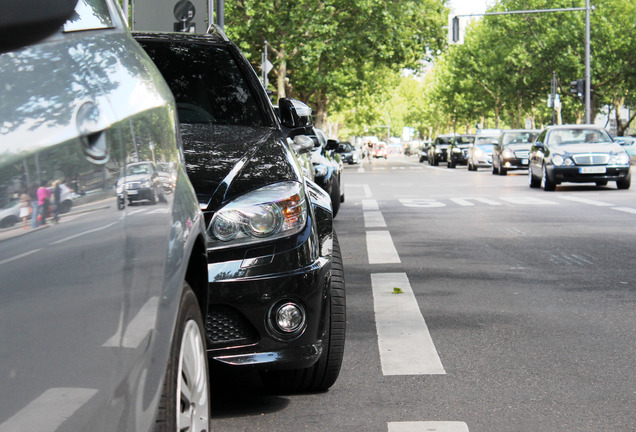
[225,0,446,128]
[423,0,636,134]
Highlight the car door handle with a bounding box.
[76,101,110,164]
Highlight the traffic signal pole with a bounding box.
[453,3,593,124]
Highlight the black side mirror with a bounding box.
[290,135,314,155]
[0,0,78,53]
[278,98,313,129]
[326,139,339,151]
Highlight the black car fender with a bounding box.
[304,178,333,258]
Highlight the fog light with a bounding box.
[274,303,305,333]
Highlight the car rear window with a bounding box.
[140,41,267,127]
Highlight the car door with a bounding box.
[0,1,178,430]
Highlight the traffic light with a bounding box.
[570,79,585,104]
[452,17,460,43]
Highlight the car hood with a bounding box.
[180,123,298,209]
[552,142,624,155]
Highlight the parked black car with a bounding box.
[134,29,346,392]
[492,129,540,175]
[427,134,455,165]
[528,125,631,191]
[1,1,211,430]
[311,129,344,217]
[447,134,475,168]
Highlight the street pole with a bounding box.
[261,41,268,89]
[584,0,591,123]
[215,0,224,30]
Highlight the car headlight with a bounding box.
[552,154,574,166]
[452,147,461,153]
[314,164,328,177]
[609,152,630,165]
[502,149,515,159]
[474,148,485,158]
[207,181,307,249]
[141,179,152,188]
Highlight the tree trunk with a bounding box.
[314,91,328,130]
[276,59,287,100]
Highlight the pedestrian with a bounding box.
[36,181,51,226]
[19,189,31,229]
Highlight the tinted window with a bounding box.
[141,41,267,127]
[63,0,114,32]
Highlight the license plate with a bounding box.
[127,189,138,195]
[579,166,606,174]
[521,159,528,165]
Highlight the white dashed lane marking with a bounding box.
[372,273,445,376]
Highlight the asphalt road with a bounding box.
[210,154,636,432]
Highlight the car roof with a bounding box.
[545,124,604,131]
[132,28,229,45]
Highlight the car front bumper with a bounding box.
[547,165,630,183]
[501,157,530,170]
[205,219,332,370]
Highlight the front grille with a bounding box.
[126,182,141,190]
[205,305,259,347]
[515,151,529,158]
[572,154,609,165]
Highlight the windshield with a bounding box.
[502,132,538,145]
[436,137,453,145]
[140,41,267,127]
[126,164,152,176]
[548,128,612,146]
[475,136,498,145]
[456,136,475,145]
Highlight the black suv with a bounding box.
[446,134,475,168]
[134,29,346,392]
[427,134,455,165]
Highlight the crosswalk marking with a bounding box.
[450,197,502,207]
[388,421,469,432]
[558,195,613,206]
[612,207,636,214]
[372,273,445,376]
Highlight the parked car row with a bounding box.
[1,2,345,432]
[422,126,632,191]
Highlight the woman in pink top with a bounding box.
[36,182,51,226]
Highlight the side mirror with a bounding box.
[278,98,313,129]
[0,0,78,53]
[290,135,314,155]
[326,139,340,152]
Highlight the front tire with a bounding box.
[528,167,540,188]
[542,165,556,191]
[617,173,631,190]
[330,177,341,218]
[261,232,346,393]
[155,283,209,432]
